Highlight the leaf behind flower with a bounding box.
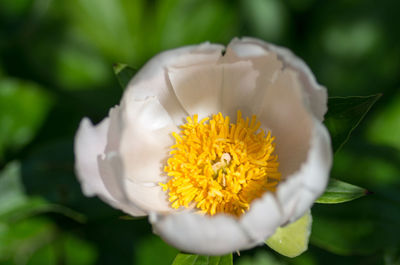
[324,94,381,153]
[0,78,53,163]
[113,63,137,90]
[316,178,369,204]
[171,253,232,265]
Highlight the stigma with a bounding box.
[161,111,281,217]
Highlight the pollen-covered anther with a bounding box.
[161,111,281,217]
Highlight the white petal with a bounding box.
[258,69,313,178]
[98,153,147,216]
[104,106,123,153]
[74,117,113,199]
[238,37,328,121]
[167,64,223,120]
[120,97,178,183]
[277,120,332,223]
[240,193,282,243]
[124,181,172,213]
[118,97,177,212]
[78,106,146,216]
[219,60,258,118]
[300,121,332,193]
[275,174,303,224]
[291,188,316,222]
[219,45,282,118]
[227,37,269,58]
[125,42,224,124]
[96,106,130,204]
[150,212,256,255]
[75,112,147,216]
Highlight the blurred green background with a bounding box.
[0,0,399,264]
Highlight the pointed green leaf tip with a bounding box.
[113,63,136,90]
[316,178,368,204]
[266,211,312,258]
[171,253,232,265]
[324,94,381,153]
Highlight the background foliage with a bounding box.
[0,0,399,264]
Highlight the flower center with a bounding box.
[161,111,281,217]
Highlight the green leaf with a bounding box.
[367,93,400,150]
[54,44,111,90]
[0,161,86,223]
[324,94,381,153]
[310,216,376,255]
[135,235,178,265]
[113,63,136,90]
[119,215,146,221]
[236,251,286,265]
[21,139,117,220]
[311,185,400,255]
[241,0,286,41]
[0,161,27,215]
[266,211,312,258]
[171,253,232,265]
[0,161,92,263]
[0,216,57,262]
[316,178,368,204]
[70,0,140,61]
[384,247,400,265]
[26,233,98,265]
[0,218,97,265]
[0,79,53,162]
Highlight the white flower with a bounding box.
[74,37,332,255]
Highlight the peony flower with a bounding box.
[74,37,332,255]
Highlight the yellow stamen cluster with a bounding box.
[161,111,281,217]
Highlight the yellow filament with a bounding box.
[161,111,281,217]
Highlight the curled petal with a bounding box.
[233,37,328,121]
[125,42,224,124]
[98,153,146,216]
[300,121,332,193]
[118,97,177,212]
[74,117,112,199]
[75,111,146,216]
[168,64,223,120]
[104,106,123,153]
[258,69,313,178]
[227,38,269,58]
[275,174,303,224]
[150,212,256,255]
[123,181,172,213]
[277,120,332,223]
[221,41,283,118]
[120,97,178,183]
[239,193,282,243]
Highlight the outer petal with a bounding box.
[75,111,146,216]
[150,212,257,255]
[74,117,113,200]
[239,193,282,243]
[230,37,328,121]
[120,97,178,184]
[125,42,224,124]
[116,97,178,213]
[98,152,146,216]
[276,120,332,223]
[98,106,129,204]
